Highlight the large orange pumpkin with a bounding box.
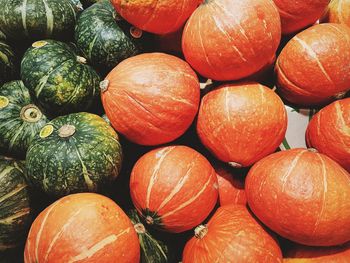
[110,0,201,34]
[182,205,283,263]
[275,23,350,106]
[130,145,218,233]
[246,148,350,246]
[306,98,350,172]
[197,82,287,167]
[101,53,200,146]
[24,193,140,263]
[182,0,281,81]
[322,0,350,27]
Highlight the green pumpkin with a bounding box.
[0,156,31,251]
[0,42,16,86]
[0,0,77,41]
[0,81,48,158]
[26,112,123,197]
[21,40,100,115]
[75,0,143,73]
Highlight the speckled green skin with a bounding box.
[0,0,77,41]
[26,112,123,197]
[0,156,31,251]
[0,81,48,158]
[0,42,16,86]
[21,40,100,115]
[75,0,142,72]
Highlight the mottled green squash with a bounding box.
[70,0,84,11]
[0,156,31,251]
[21,40,100,115]
[0,42,16,86]
[26,112,123,197]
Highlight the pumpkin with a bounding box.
[272,0,330,34]
[0,156,31,251]
[275,23,350,106]
[0,0,77,41]
[21,40,100,115]
[110,0,201,34]
[24,193,140,263]
[182,205,283,263]
[182,0,281,81]
[322,0,350,27]
[130,145,218,233]
[246,148,350,246]
[26,112,123,197]
[0,42,16,86]
[101,53,200,146]
[75,0,144,74]
[306,98,350,172]
[0,80,48,158]
[197,82,287,167]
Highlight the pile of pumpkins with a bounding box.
[0,0,350,262]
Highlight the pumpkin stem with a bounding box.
[145,216,154,225]
[20,104,43,123]
[334,91,347,99]
[307,148,318,153]
[134,223,146,234]
[228,162,243,168]
[194,225,208,239]
[58,125,76,138]
[100,80,110,93]
[76,56,87,64]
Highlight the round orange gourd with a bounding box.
[322,0,350,27]
[182,0,281,81]
[197,82,287,167]
[275,23,350,106]
[246,148,350,246]
[182,205,283,263]
[110,0,201,34]
[306,98,350,172]
[130,145,218,233]
[101,53,200,146]
[24,193,140,263]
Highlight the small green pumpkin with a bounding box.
[26,112,123,197]
[21,40,100,115]
[0,42,16,86]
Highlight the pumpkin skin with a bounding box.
[275,23,350,106]
[0,42,16,86]
[110,0,201,34]
[182,205,283,263]
[21,40,100,115]
[0,156,31,251]
[246,148,350,246]
[0,0,77,41]
[130,145,218,233]
[182,0,281,81]
[322,0,350,27]
[306,98,350,172]
[26,112,123,197]
[197,83,287,167]
[0,81,48,158]
[24,193,140,263]
[101,53,200,146]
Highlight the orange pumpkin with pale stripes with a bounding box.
[322,0,350,27]
[130,145,218,233]
[246,148,350,246]
[24,193,140,263]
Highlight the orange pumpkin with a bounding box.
[306,98,350,172]
[130,145,218,233]
[246,148,350,246]
[182,0,281,81]
[24,193,140,263]
[275,23,350,106]
[101,53,200,146]
[197,82,287,167]
[182,205,283,263]
[322,0,350,27]
[110,0,201,34]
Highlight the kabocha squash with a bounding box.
[24,193,140,263]
[276,23,350,106]
[21,40,100,115]
[110,0,201,34]
[75,0,143,73]
[0,156,31,251]
[322,0,350,27]
[130,145,218,233]
[246,148,350,246]
[0,42,16,86]
[182,0,281,81]
[197,83,287,167]
[0,81,48,158]
[0,0,77,41]
[101,53,200,146]
[182,205,283,263]
[26,112,123,197]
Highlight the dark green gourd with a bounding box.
[26,112,123,197]
[0,42,16,86]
